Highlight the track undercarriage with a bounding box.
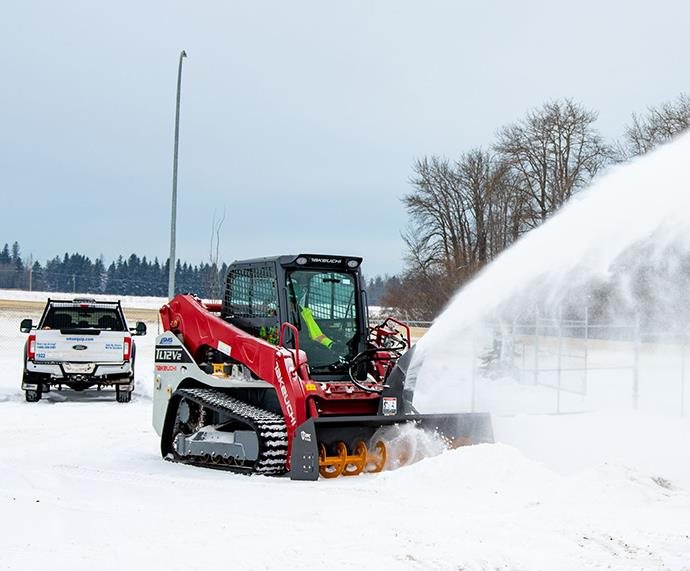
[166,388,288,475]
[166,388,393,478]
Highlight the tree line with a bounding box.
[0,242,396,305]
[0,244,228,299]
[383,94,690,320]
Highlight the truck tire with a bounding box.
[116,386,132,403]
[25,389,41,402]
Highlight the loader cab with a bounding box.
[221,254,368,380]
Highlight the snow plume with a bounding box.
[411,130,690,414]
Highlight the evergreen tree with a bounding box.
[0,244,10,264]
[31,261,44,291]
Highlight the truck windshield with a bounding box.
[286,270,359,370]
[41,307,125,331]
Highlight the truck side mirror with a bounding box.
[20,319,33,333]
[131,321,147,336]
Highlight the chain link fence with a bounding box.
[483,309,688,416]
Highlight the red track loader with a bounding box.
[152,254,492,480]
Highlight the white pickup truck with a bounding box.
[20,298,147,403]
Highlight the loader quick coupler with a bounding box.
[318,440,387,478]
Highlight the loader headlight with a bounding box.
[346,259,359,268]
[296,256,308,265]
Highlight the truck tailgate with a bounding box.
[34,331,126,363]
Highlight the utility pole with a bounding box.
[168,50,187,299]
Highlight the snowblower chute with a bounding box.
[151,254,493,480]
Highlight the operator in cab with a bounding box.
[286,271,356,368]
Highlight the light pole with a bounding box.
[168,49,187,299]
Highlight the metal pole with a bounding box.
[168,50,188,299]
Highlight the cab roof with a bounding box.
[229,254,363,270]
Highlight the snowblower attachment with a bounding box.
[291,412,494,480]
[290,346,494,481]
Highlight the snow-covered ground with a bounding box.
[1,311,689,569]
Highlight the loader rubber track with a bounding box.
[169,388,288,476]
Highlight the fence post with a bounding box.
[521,320,526,374]
[471,329,477,413]
[633,314,640,410]
[556,307,563,414]
[510,317,517,380]
[681,327,686,418]
[584,306,589,394]
[533,307,539,385]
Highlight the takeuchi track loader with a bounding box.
[152,254,493,480]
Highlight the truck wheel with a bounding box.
[25,389,42,402]
[116,386,132,403]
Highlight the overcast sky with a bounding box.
[1,0,689,276]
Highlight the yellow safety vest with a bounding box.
[300,306,334,348]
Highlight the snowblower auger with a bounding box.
[152,254,494,480]
[318,440,386,478]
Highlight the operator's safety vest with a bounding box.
[300,306,334,348]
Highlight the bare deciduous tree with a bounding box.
[623,93,690,157]
[494,99,610,227]
[394,150,512,318]
[207,208,226,301]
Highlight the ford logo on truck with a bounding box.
[72,344,88,351]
